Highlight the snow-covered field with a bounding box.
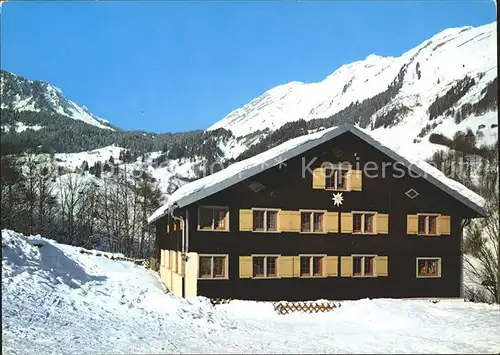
[2,229,500,354]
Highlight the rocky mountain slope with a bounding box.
[1,70,114,130]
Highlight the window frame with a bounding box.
[416,213,440,236]
[251,254,281,279]
[416,257,442,278]
[351,254,377,278]
[251,208,281,233]
[197,205,230,232]
[299,209,327,234]
[197,254,229,280]
[298,254,327,278]
[324,164,351,191]
[352,211,378,235]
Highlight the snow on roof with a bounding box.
[148,124,486,223]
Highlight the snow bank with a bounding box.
[3,229,500,354]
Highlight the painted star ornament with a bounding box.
[332,192,344,206]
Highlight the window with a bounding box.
[198,206,229,231]
[252,255,279,278]
[418,215,438,235]
[417,258,441,278]
[252,209,278,232]
[299,255,325,277]
[353,212,376,234]
[325,167,349,190]
[352,255,376,277]
[300,211,325,233]
[198,255,228,279]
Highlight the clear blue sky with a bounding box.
[1,1,496,133]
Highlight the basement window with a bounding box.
[418,214,438,235]
[252,209,279,232]
[198,206,229,231]
[198,255,228,279]
[417,257,441,278]
[352,255,376,277]
[252,255,279,278]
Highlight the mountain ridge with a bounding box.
[0,70,114,131]
[208,22,496,140]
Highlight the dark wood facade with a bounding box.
[157,131,481,301]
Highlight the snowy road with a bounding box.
[2,230,499,354]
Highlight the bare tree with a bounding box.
[463,141,499,303]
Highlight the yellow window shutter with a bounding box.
[325,212,339,233]
[438,215,451,235]
[349,170,363,191]
[293,256,301,277]
[340,256,352,277]
[239,209,253,231]
[341,213,353,233]
[376,214,389,234]
[325,256,338,276]
[407,215,418,234]
[312,167,326,189]
[289,211,301,232]
[375,256,388,276]
[166,224,169,234]
[239,256,252,278]
[278,210,290,232]
[279,256,294,278]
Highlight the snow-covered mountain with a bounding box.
[1,22,497,196]
[0,70,114,130]
[208,22,497,150]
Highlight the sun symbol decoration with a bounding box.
[332,192,344,207]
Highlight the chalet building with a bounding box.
[148,124,486,301]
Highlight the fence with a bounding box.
[273,300,341,315]
[210,298,233,306]
[209,298,342,315]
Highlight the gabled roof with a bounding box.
[148,124,486,223]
